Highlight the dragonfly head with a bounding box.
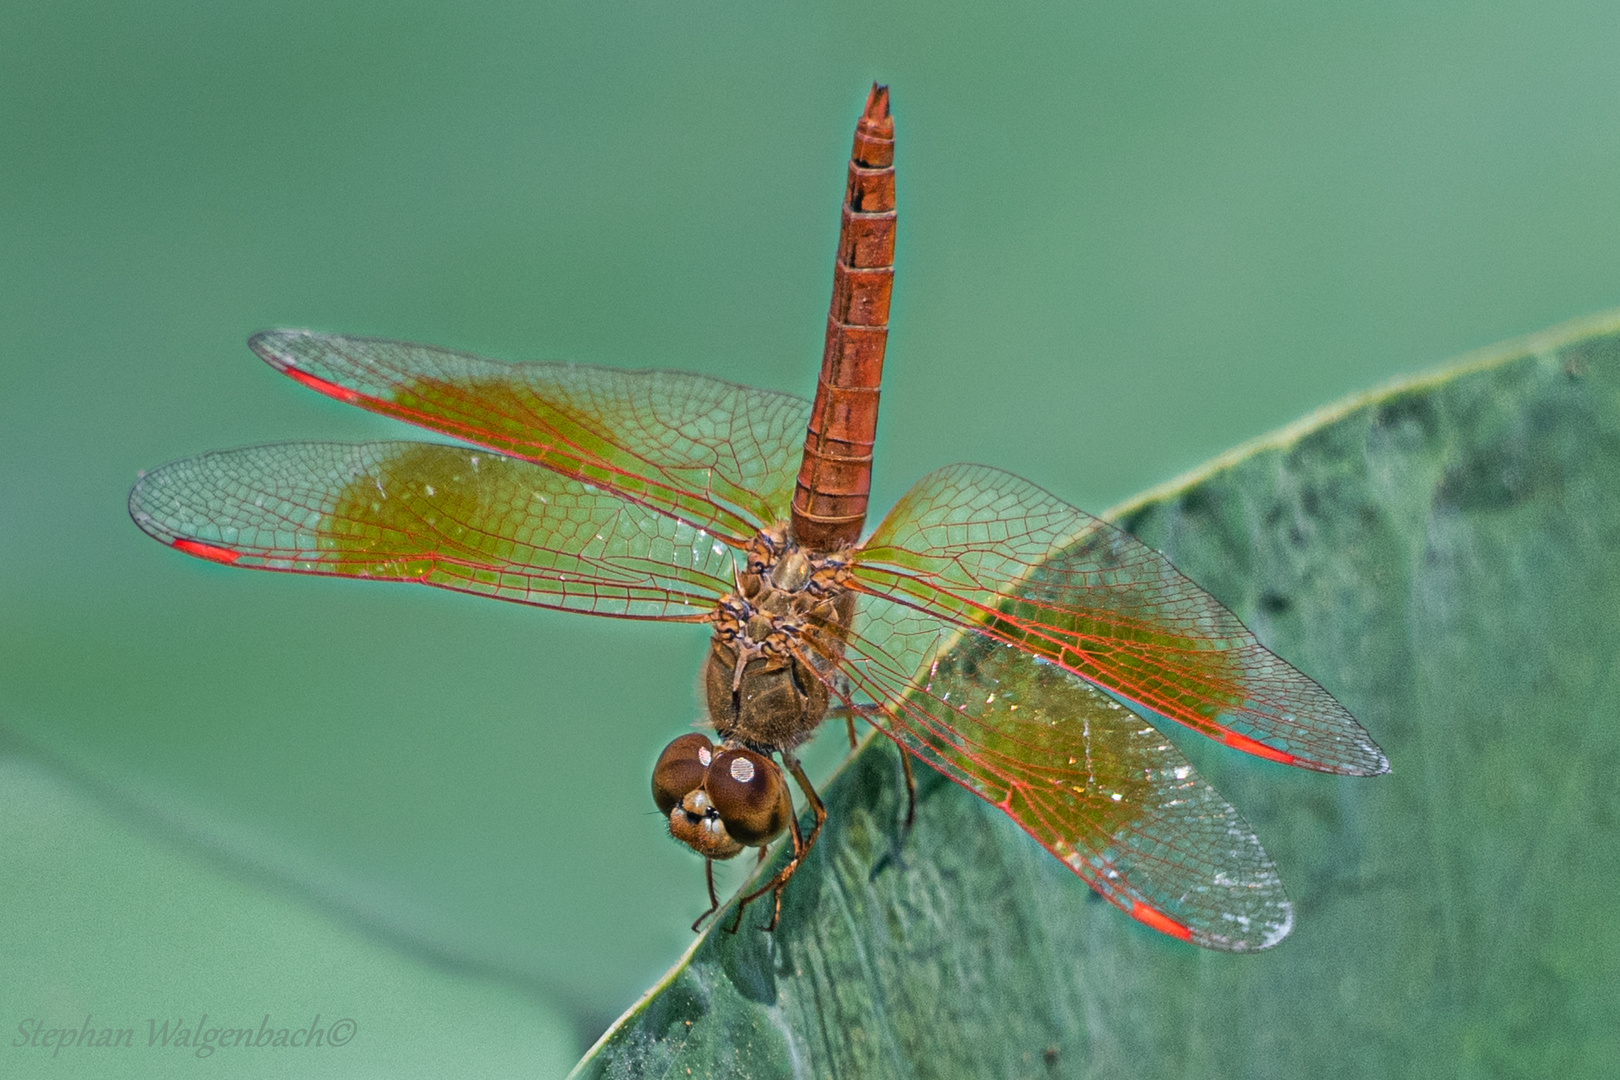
[652,733,791,859]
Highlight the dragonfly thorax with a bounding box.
[702,525,856,753]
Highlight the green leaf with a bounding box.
[0,748,582,1079]
[574,310,1620,1078]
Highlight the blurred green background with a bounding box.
[4,0,1619,1072]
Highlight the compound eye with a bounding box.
[706,748,791,847]
[651,733,715,815]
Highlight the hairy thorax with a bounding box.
[704,524,857,751]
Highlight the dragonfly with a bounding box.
[129,85,1387,952]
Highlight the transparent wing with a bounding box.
[248,330,813,543]
[129,441,735,619]
[828,600,1293,951]
[853,463,1387,776]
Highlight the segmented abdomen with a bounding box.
[790,84,895,551]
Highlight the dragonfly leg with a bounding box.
[899,747,917,832]
[725,768,802,934]
[690,858,722,932]
[726,754,826,933]
[828,702,879,749]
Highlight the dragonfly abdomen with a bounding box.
[791,83,895,551]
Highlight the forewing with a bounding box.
[129,441,735,619]
[853,463,1388,776]
[248,330,812,543]
[831,600,1293,950]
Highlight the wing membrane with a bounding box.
[129,441,734,619]
[854,463,1388,776]
[248,330,812,543]
[829,600,1293,951]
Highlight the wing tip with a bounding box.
[127,472,174,543]
[1312,740,1392,777]
[1222,726,1391,777]
[1129,898,1297,952]
[1125,888,1295,952]
[1259,898,1296,950]
[248,328,302,369]
[248,326,312,353]
[1186,898,1295,953]
[249,329,348,386]
[246,330,363,403]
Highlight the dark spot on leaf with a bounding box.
[1118,507,1150,537]
[1178,487,1214,518]
[1259,592,1293,616]
[1433,442,1559,512]
[1375,394,1438,440]
[1301,488,1321,517]
[1434,457,1514,511]
[1299,791,1344,832]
